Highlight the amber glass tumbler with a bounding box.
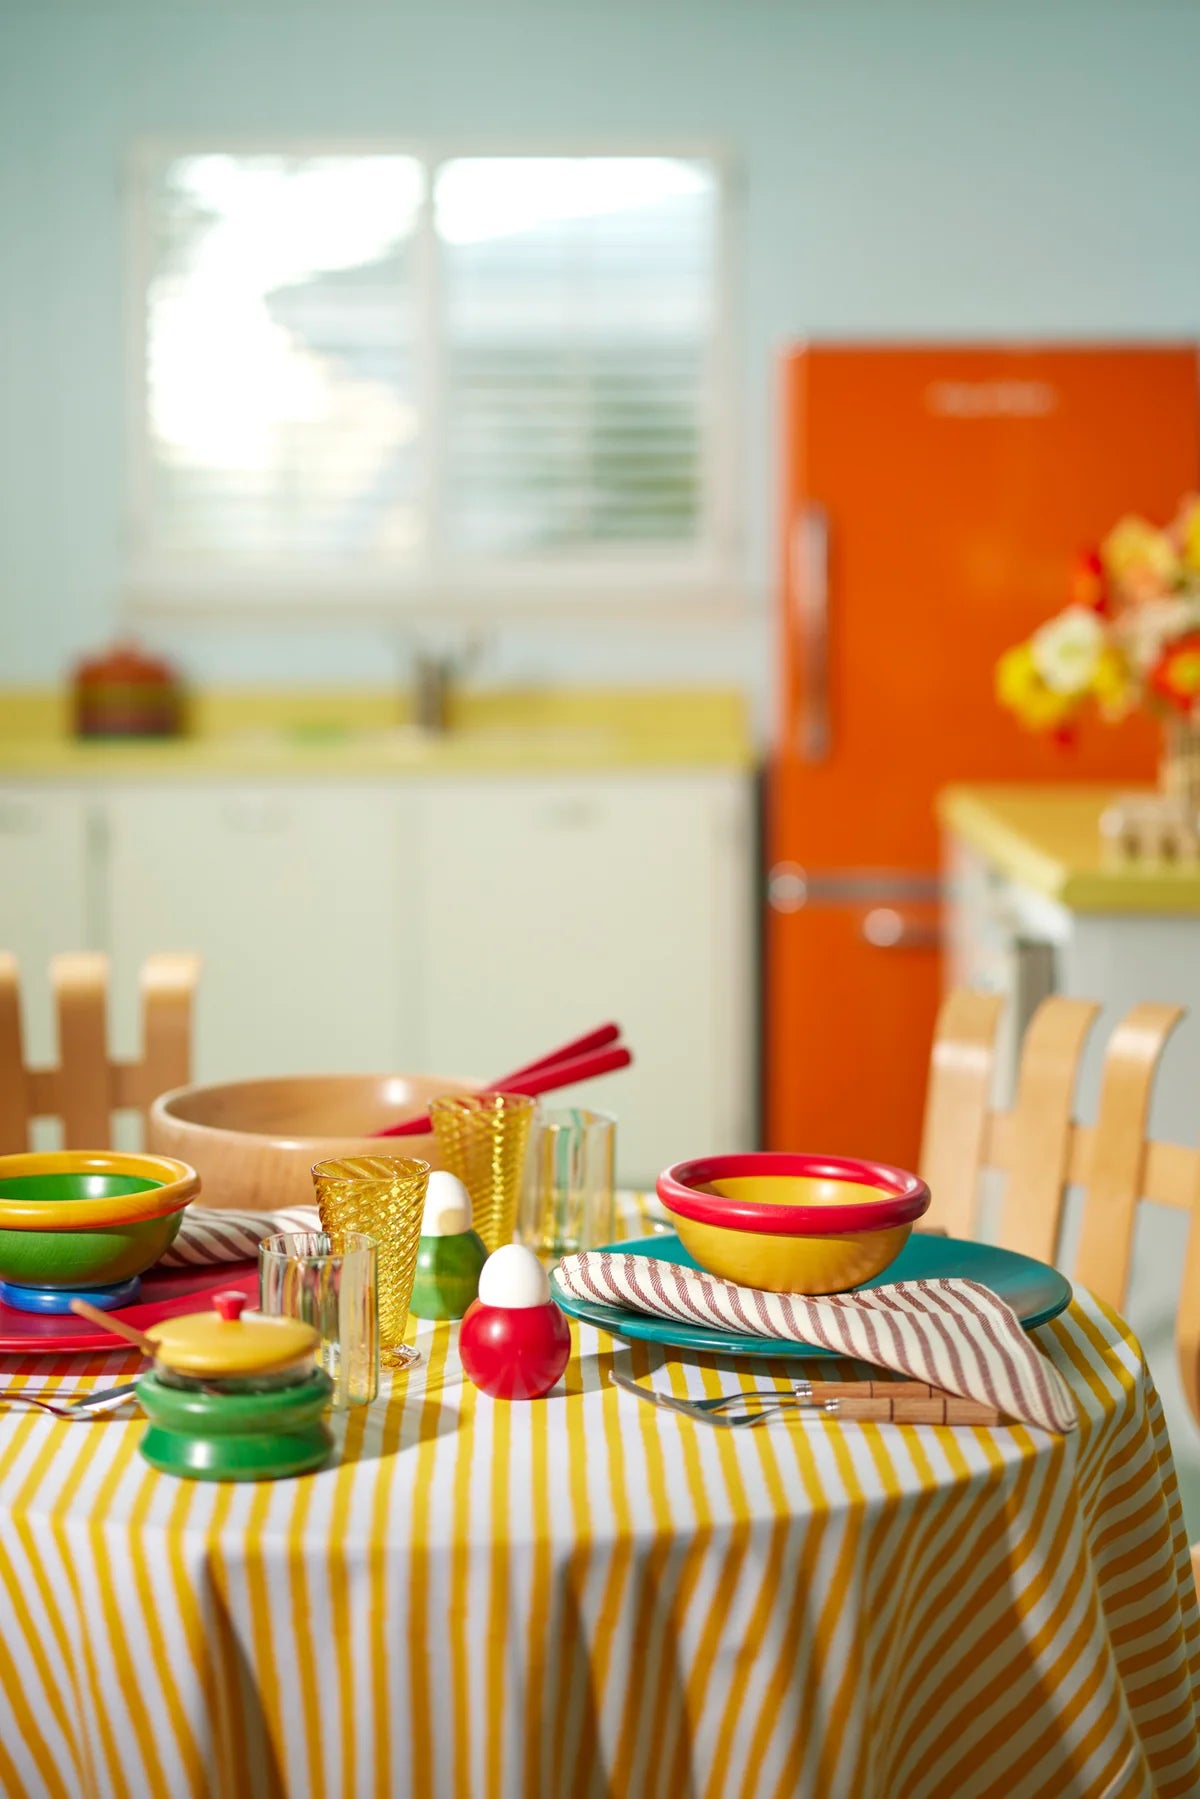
[429,1093,535,1255]
[312,1156,429,1370]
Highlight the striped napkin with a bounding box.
[159,1206,321,1268]
[555,1251,1077,1433]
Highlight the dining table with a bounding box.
[0,1196,1197,1799]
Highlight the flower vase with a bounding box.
[1159,717,1200,818]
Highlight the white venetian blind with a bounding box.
[133,149,726,597]
[142,152,424,570]
[436,157,719,560]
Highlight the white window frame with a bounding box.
[123,137,742,623]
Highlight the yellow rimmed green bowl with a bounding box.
[656,1152,931,1294]
[0,1151,200,1313]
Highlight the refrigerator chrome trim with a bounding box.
[791,503,830,762]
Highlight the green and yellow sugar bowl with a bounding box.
[0,1150,198,1314]
[137,1289,334,1482]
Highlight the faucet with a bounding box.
[407,635,482,734]
[412,651,457,734]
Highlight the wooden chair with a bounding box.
[920,987,1200,1584]
[0,951,200,1151]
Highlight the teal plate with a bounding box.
[550,1232,1072,1359]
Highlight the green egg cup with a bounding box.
[136,1368,335,1482]
[409,1230,488,1321]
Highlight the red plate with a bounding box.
[0,1263,258,1355]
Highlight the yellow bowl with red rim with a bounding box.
[656,1153,930,1294]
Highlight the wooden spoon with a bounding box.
[68,1298,156,1355]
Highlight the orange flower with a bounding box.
[1149,632,1200,714]
[1174,496,1200,575]
[1101,515,1178,605]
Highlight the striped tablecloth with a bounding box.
[0,1202,1198,1799]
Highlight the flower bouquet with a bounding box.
[996,496,1200,821]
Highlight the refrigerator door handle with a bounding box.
[790,502,830,761]
[860,907,943,951]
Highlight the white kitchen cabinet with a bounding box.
[0,768,755,1186]
[414,773,754,1185]
[103,784,423,1080]
[0,787,91,1064]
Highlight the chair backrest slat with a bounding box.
[920,988,1004,1238]
[0,954,30,1150]
[997,996,1100,1266]
[1075,1002,1185,1310]
[139,953,201,1111]
[52,953,112,1148]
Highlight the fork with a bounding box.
[609,1370,826,1424]
[0,1382,139,1419]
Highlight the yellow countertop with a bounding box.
[0,687,755,779]
[938,783,1200,914]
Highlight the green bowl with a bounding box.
[0,1168,188,1290]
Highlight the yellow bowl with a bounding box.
[656,1154,931,1295]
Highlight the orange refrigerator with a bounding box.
[765,343,1200,1169]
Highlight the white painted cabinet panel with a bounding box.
[0,788,91,1064]
[414,774,754,1185]
[103,785,421,1080]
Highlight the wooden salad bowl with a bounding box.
[146,1073,481,1213]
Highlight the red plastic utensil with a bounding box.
[498,1022,622,1086]
[374,1042,632,1138]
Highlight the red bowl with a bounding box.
[656,1152,931,1293]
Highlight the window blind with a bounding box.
[134,149,726,595]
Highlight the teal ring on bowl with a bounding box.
[0,1274,143,1314]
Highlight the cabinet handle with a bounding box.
[540,799,602,831]
[222,797,291,834]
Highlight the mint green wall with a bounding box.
[2,0,1199,689]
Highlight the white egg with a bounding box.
[477,1242,551,1309]
[421,1170,473,1238]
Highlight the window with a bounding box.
[129,147,734,610]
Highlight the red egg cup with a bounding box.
[458,1299,571,1400]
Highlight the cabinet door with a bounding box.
[0,788,91,1063]
[104,785,419,1079]
[416,775,753,1186]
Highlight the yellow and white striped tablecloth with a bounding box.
[0,1210,1197,1799]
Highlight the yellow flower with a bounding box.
[995,642,1078,732]
[1090,644,1135,720]
[1101,515,1178,602]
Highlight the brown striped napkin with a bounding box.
[555,1251,1077,1433]
[159,1206,321,1267]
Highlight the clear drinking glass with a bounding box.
[258,1231,379,1408]
[519,1107,616,1260]
[311,1156,430,1371]
[429,1092,536,1255]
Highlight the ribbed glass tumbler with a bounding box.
[259,1231,379,1408]
[429,1092,535,1255]
[311,1156,430,1371]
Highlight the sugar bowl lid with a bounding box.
[146,1289,318,1378]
